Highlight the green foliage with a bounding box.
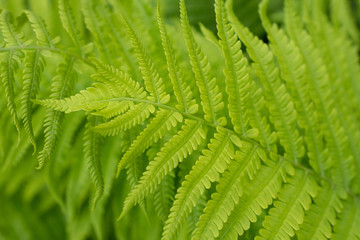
[1,0,360,239]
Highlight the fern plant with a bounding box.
[1,0,360,239]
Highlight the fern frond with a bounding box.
[120,119,206,219]
[24,10,55,48]
[192,142,261,240]
[0,51,21,139]
[81,0,114,63]
[218,158,294,240]
[156,4,198,114]
[0,10,25,47]
[92,101,134,119]
[162,128,234,240]
[284,0,354,188]
[332,199,360,240]
[83,115,104,208]
[58,0,84,56]
[226,0,304,163]
[94,103,155,136]
[259,0,328,175]
[92,60,146,99]
[21,50,44,153]
[37,58,75,168]
[215,0,250,135]
[257,171,318,240]
[296,184,345,240]
[154,170,175,221]
[34,82,118,113]
[180,0,225,126]
[117,109,183,175]
[122,16,170,104]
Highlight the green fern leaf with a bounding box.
[192,142,261,240]
[24,10,55,48]
[94,103,155,136]
[217,159,294,240]
[256,171,318,240]
[58,0,84,56]
[117,109,183,175]
[20,50,44,153]
[122,16,170,104]
[296,184,345,240]
[226,0,304,163]
[180,0,225,126]
[162,128,234,240]
[156,4,198,114]
[37,58,75,168]
[120,119,206,219]
[332,199,360,240]
[83,114,104,208]
[92,100,134,119]
[259,0,329,175]
[284,0,354,188]
[154,170,175,221]
[215,0,250,135]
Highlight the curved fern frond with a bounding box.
[162,128,234,240]
[37,58,75,168]
[217,159,294,240]
[256,171,318,240]
[83,115,104,208]
[226,0,304,163]
[156,4,198,114]
[122,16,170,104]
[117,109,183,175]
[21,50,44,153]
[120,119,206,219]
[180,0,225,126]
